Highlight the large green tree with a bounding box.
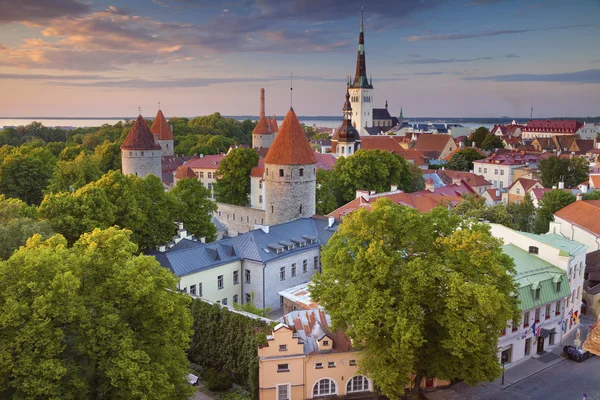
[533,189,576,233]
[452,194,514,228]
[470,126,490,148]
[47,152,104,193]
[213,148,259,206]
[539,156,589,189]
[507,193,536,232]
[481,134,505,151]
[447,148,485,171]
[0,227,194,399]
[311,199,519,397]
[94,140,122,173]
[171,177,217,242]
[0,147,56,204]
[583,190,600,200]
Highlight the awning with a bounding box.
[540,328,552,338]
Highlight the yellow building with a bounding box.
[258,309,450,400]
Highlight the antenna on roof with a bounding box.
[290,72,293,107]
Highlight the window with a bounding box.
[259,195,263,204]
[323,340,329,346]
[495,169,498,175]
[183,287,187,292]
[141,151,144,156]
[516,188,521,194]
[280,267,285,281]
[478,167,482,173]
[535,308,540,322]
[303,259,308,273]
[245,269,251,284]
[129,151,132,156]
[299,204,303,214]
[222,298,227,306]
[280,295,284,307]
[314,256,320,270]
[190,284,196,295]
[512,319,518,332]
[279,344,287,352]
[245,293,251,304]
[500,169,504,175]
[328,361,335,368]
[313,379,336,397]
[556,281,561,293]
[350,359,357,366]
[199,172,204,178]
[545,304,551,319]
[556,300,561,315]
[524,338,531,356]
[233,270,239,285]
[259,181,262,189]
[291,263,296,277]
[580,262,584,277]
[233,295,238,304]
[198,283,203,297]
[523,311,530,327]
[277,364,289,372]
[207,183,212,189]
[277,384,289,400]
[299,168,304,177]
[529,246,539,254]
[315,362,323,369]
[500,181,504,188]
[484,168,488,173]
[217,275,224,290]
[279,169,284,177]
[347,376,369,393]
[534,288,540,301]
[207,172,212,179]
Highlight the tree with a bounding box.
[94,140,122,172]
[315,169,339,215]
[481,134,505,151]
[533,189,576,234]
[447,148,485,171]
[507,193,535,232]
[311,199,519,397]
[214,148,259,206]
[0,227,194,399]
[0,147,55,204]
[0,194,53,260]
[539,156,589,189]
[171,177,217,242]
[470,126,490,148]
[59,144,89,161]
[583,191,600,200]
[47,152,103,193]
[452,194,514,228]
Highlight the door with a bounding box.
[537,336,545,353]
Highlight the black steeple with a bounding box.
[337,82,360,143]
[351,7,372,89]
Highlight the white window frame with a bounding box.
[217,275,224,290]
[277,363,289,372]
[312,378,337,397]
[347,375,370,393]
[277,383,290,400]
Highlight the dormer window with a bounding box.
[534,288,540,301]
[556,281,561,293]
[528,246,539,255]
[323,340,329,346]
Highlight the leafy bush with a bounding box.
[203,368,233,392]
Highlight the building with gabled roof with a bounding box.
[550,200,600,253]
[412,134,457,160]
[522,119,584,140]
[151,108,174,156]
[504,177,543,205]
[436,169,492,195]
[121,114,163,179]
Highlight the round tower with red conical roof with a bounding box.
[252,88,274,149]
[264,107,316,226]
[121,114,163,179]
[151,108,174,157]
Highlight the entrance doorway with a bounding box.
[537,336,545,353]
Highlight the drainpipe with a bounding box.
[263,262,267,310]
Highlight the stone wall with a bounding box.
[121,149,162,179]
[158,139,174,156]
[215,203,266,237]
[264,163,316,226]
[252,133,273,149]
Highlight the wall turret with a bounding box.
[121,114,162,179]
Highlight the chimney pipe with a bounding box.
[260,88,265,118]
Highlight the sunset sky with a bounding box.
[0,0,599,118]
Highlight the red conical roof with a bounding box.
[271,115,278,132]
[252,115,271,135]
[175,164,196,180]
[151,109,174,140]
[264,107,316,165]
[121,114,162,150]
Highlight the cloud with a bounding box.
[0,73,119,80]
[0,0,90,25]
[401,54,517,64]
[464,69,600,84]
[405,23,594,41]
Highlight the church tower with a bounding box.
[264,107,316,226]
[121,114,163,179]
[151,107,174,157]
[333,83,361,157]
[349,8,373,136]
[252,88,274,149]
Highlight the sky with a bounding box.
[0,0,599,118]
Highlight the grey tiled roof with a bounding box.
[155,238,240,276]
[372,108,391,120]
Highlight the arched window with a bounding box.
[347,376,369,393]
[313,379,336,397]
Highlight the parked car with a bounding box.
[187,373,199,386]
[563,345,593,362]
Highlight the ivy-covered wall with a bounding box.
[189,299,272,399]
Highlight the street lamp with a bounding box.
[501,359,506,385]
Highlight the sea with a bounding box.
[0,117,496,131]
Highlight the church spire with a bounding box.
[352,7,372,89]
[400,106,403,120]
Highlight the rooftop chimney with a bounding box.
[356,190,370,199]
[328,216,335,228]
[390,184,398,192]
[260,88,265,118]
[558,182,565,189]
[576,193,583,201]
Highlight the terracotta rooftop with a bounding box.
[270,115,278,132]
[121,114,162,151]
[485,188,503,201]
[436,170,492,188]
[314,152,337,171]
[507,177,541,192]
[280,309,353,354]
[413,134,455,158]
[554,200,600,236]
[530,187,551,200]
[252,115,272,135]
[175,164,196,180]
[523,119,583,133]
[491,124,522,136]
[590,175,600,189]
[184,154,226,170]
[151,109,174,140]
[264,107,316,165]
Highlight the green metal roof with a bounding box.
[520,232,587,256]
[503,244,570,311]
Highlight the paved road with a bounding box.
[454,355,600,399]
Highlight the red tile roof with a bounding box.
[491,124,522,136]
[314,152,336,171]
[523,119,583,133]
[554,200,600,236]
[175,164,196,180]
[590,175,600,189]
[507,177,541,192]
[252,115,272,135]
[151,109,174,140]
[436,170,492,188]
[413,134,455,158]
[485,188,503,201]
[264,107,316,165]
[121,114,162,151]
[271,115,278,132]
[185,154,226,169]
[359,136,428,165]
[530,187,551,200]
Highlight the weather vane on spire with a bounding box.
[138,106,141,115]
[158,101,161,110]
[290,72,293,107]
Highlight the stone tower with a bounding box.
[332,83,361,158]
[252,88,274,149]
[349,8,373,136]
[121,114,163,179]
[151,108,174,157]
[264,107,317,226]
